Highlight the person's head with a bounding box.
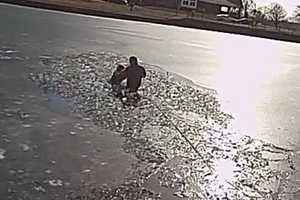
[116,64,125,72]
[129,56,138,66]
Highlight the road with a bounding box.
[1,3,300,199]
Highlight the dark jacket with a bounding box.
[122,65,146,92]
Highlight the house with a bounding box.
[180,0,242,15]
[141,0,242,16]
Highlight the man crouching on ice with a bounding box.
[121,56,146,103]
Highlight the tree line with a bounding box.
[241,0,300,29]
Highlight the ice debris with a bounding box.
[19,144,30,152]
[0,47,23,61]
[0,148,6,160]
[49,179,63,187]
[29,51,297,199]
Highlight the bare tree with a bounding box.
[266,3,287,29]
[250,7,267,26]
[294,5,300,18]
[242,0,256,18]
[128,0,136,11]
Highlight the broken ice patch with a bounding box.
[19,144,30,152]
[69,131,77,135]
[49,179,63,187]
[22,124,33,128]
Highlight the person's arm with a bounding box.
[119,68,128,82]
[142,67,146,78]
[108,71,116,84]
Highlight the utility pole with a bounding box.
[176,0,181,15]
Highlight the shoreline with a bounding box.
[2,0,300,44]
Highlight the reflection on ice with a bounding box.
[212,37,289,137]
[214,158,237,186]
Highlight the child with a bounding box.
[108,65,125,97]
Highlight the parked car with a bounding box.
[216,14,237,23]
[216,14,253,25]
[235,18,252,25]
